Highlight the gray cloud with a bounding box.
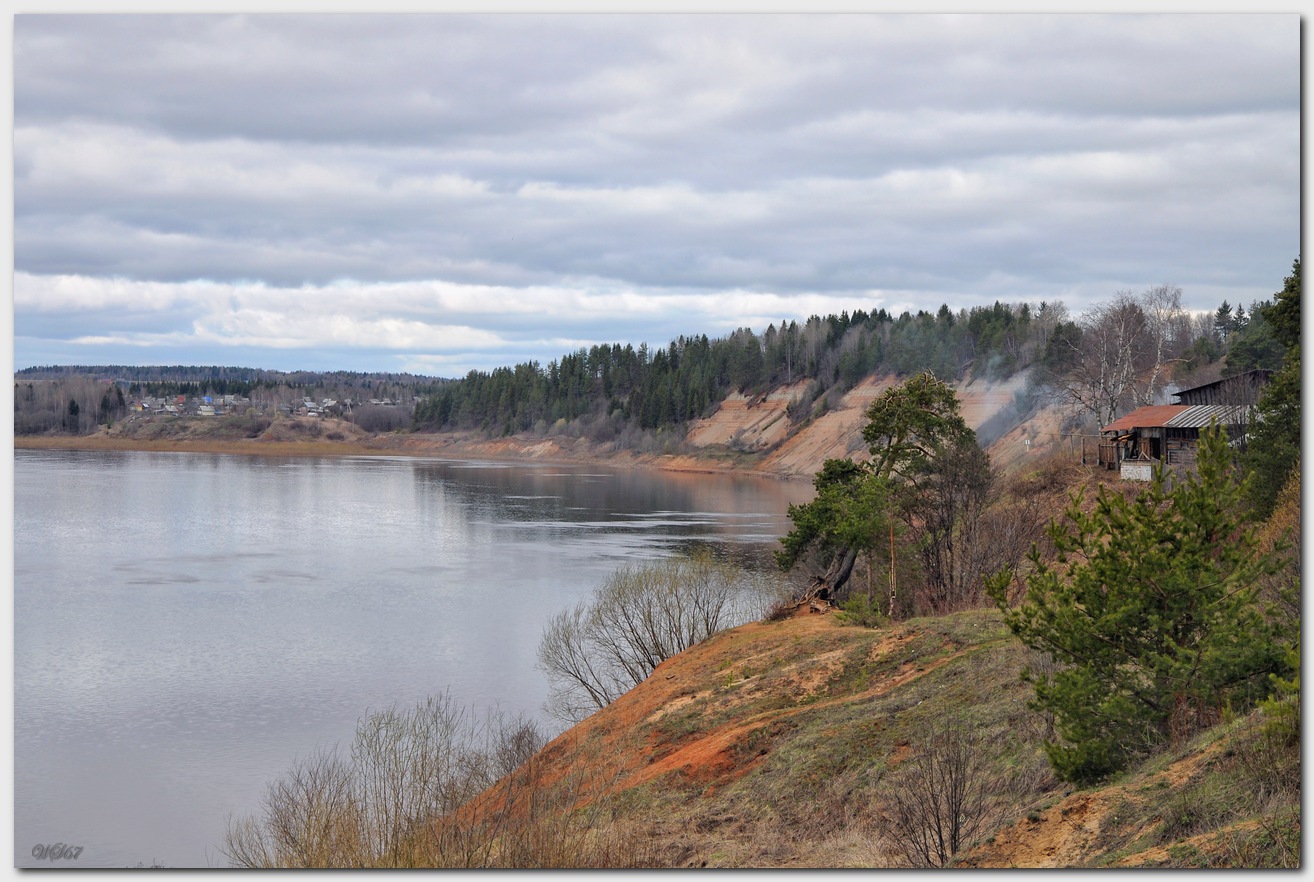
[14,13,1299,375]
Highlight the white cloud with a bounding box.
[12,13,1299,374]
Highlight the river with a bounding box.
[14,448,810,868]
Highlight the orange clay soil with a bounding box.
[474,606,970,820]
[957,740,1229,869]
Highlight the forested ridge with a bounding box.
[14,265,1295,443]
[15,363,446,393]
[13,365,448,435]
[412,301,1060,437]
[410,267,1295,443]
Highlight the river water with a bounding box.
[14,449,810,868]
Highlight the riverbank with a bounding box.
[13,420,806,483]
[15,369,1064,479]
[14,433,387,459]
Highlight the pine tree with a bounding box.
[987,425,1288,784]
[1243,257,1300,517]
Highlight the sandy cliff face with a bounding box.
[756,376,896,476]
[684,372,1054,479]
[36,371,1072,482]
[683,382,812,451]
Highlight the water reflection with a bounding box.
[15,449,809,867]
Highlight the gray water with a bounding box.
[14,449,810,868]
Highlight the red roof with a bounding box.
[1101,405,1191,434]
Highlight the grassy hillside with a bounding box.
[506,607,1297,868]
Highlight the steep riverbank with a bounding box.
[15,372,1064,481]
[465,607,1298,868]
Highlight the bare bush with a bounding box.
[224,746,359,867]
[881,717,1007,868]
[223,694,552,868]
[537,552,777,723]
[223,693,664,868]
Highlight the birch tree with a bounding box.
[1046,286,1187,427]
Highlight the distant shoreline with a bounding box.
[13,431,810,483]
[14,433,389,459]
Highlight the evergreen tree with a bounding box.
[987,425,1288,784]
[778,373,985,609]
[1243,257,1301,516]
[775,458,898,605]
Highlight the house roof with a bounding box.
[1101,404,1252,434]
[1162,404,1253,429]
[1102,405,1189,433]
[1170,368,1274,401]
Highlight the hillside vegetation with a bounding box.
[224,603,1298,868]
[223,394,1292,867]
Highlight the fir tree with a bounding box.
[1243,257,1300,517]
[987,425,1288,784]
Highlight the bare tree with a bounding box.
[223,695,569,868]
[1066,292,1147,426]
[1044,286,1189,427]
[882,717,1007,868]
[222,693,654,868]
[1134,284,1187,408]
[904,440,994,614]
[224,746,359,868]
[537,553,775,723]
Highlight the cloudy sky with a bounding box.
[12,13,1300,377]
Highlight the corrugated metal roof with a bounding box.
[1101,405,1189,433]
[1170,369,1274,401]
[1102,403,1252,433]
[1163,404,1252,429]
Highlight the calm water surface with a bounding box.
[14,449,809,867]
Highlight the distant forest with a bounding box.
[16,363,445,391]
[13,277,1292,441]
[13,365,447,435]
[411,286,1287,442]
[415,302,1059,439]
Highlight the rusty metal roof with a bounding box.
[1101,405,1189,433]
[1102,404,1252,434]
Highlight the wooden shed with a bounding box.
[1171,369,1273,406]
[1099,403,1252,479]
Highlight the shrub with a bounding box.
[222,694,653,868]
[835,593,886,628]
[881,716,1006,867]
[223,694,540,867]
[537,552,776,723]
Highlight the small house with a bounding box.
[1099,403,1253,480]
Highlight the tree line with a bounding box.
[14,367,451,435]
[413,301,1066,439]
[16,265,1293,444]
[414,275,1290,444]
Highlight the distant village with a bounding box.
[128,392,421,419]
[13,365,442,436]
